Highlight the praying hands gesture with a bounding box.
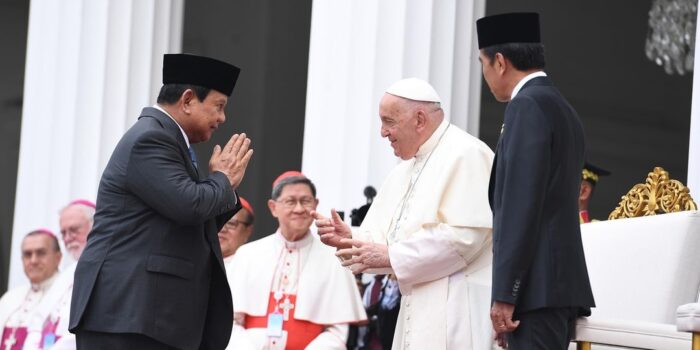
[209,133,253,189]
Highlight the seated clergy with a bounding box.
[24,199,95,350]
[227,171,367,350]
[0,229,62,350]
[219,196,255,271]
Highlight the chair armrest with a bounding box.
[575,317,691,350]
[677,303,700,332]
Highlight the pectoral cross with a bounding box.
[3,331,16,350]
[279,297,294,321]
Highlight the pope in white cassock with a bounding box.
[23,199,95,350]
[227,171,367,350]
[313,78,495,349]
[0,230,62,350]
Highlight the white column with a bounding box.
[302,0,485,217]
[9,0,183,289]
[688,3,700,199]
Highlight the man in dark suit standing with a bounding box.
[69,54,253,350]
[476,13,595,349]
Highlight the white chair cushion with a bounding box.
[580,211,700,324]
[576,317,691,350]
[676,302,700,332]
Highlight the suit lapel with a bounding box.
[489,122,506,210]
[488,77,551,209]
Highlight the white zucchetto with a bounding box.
[385,78,442,103]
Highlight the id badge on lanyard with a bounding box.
[43,333,57,348]
[266,312,284,337]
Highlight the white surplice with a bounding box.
[0,274,57,349]
[353,119,495,349]
[223,255,235,273]
[227,231,366,350]
[23,263,77,350]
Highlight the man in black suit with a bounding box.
[476,13,595,349]
[69,54,253,350]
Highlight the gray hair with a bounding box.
[398,98,442,116]
[271,176,317,200]
[60,203,96,225]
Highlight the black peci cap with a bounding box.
[162,54,241,96]
[476,12,541,49]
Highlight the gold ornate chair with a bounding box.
[573,167,699,350]
[608,167,697,220]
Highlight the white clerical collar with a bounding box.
[153,104,190,148]
[415,118,449,158]
[31,272,58,292]
[510,71,547,100]
[275,230,313,250]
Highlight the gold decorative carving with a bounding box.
[608,167,697,220]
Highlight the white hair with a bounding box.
[60,203,96,225]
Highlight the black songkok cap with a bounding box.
[476,12,541,49]
[582,162,611,185]
[162,54,241,96]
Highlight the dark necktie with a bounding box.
[188,146,198,170]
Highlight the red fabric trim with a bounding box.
[579,210,590,224]
[2,326,28,350]
[244,293,324,350]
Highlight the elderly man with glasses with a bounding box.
[23,199,95,350]
[226,171,366,350]
[0,229,62,350]
[219,196,255,272]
